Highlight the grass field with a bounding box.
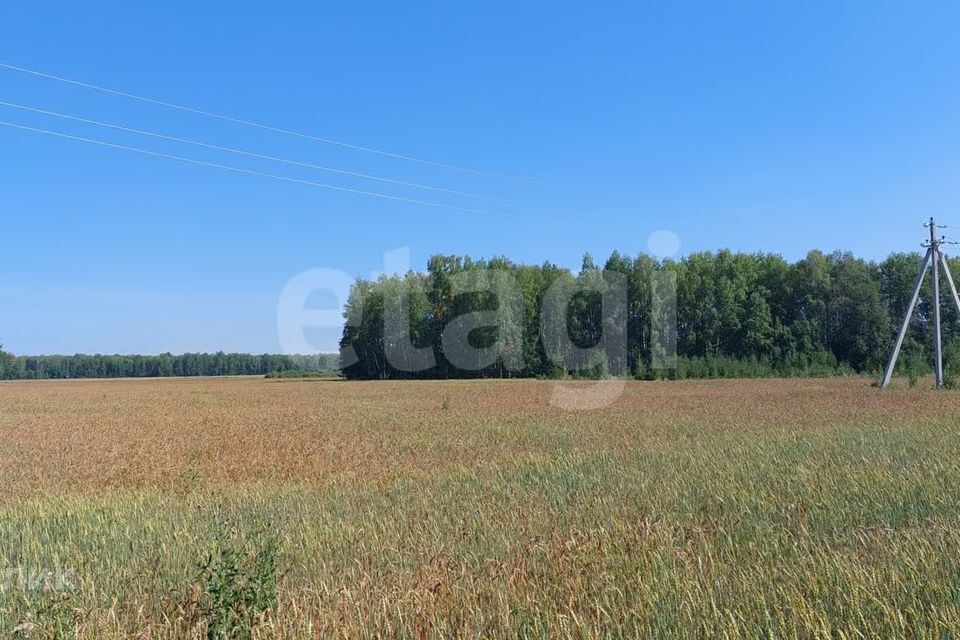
[1,376,959,638]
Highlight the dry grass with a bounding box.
[1,376,959,637]
[0,376,944,494]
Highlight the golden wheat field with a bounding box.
[1,376,960,638]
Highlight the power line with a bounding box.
[0,99,491,199]
[0,119,506,217]
[0,61,503,178]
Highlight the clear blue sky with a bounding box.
[2,1,959,355]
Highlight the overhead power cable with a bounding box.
[0,61,502,177]
[0,99,490,199]
[0,119,506,217]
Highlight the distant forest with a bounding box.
[5,249,958,382]
[0,351,339,380]
[340,250,960,381]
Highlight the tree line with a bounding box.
[0,350,339,380]
[340,249,960,381]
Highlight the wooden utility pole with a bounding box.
[879,218,960,388]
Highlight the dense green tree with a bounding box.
[6,246,954,382]
[339,248,953,380]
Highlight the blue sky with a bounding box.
[2,1,960,354]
